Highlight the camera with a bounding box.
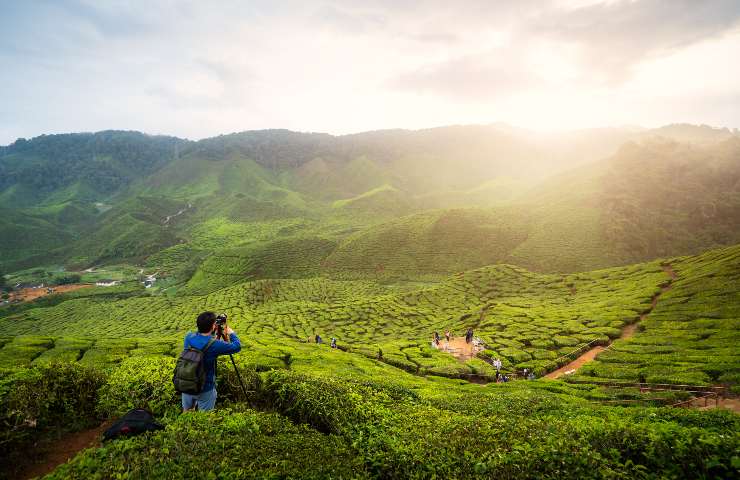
[215,313,227,326]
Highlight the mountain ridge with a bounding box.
[2,123,738,279]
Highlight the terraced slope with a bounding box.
[3,247,719,382]
[570,245,740,389]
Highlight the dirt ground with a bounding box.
[544,346,606,379]
[432,336,480,361]
[18,421,111,480]
[693,396,740,413]
[8,283,93,303]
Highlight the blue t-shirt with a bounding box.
[182,332,241,392]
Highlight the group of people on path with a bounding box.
[429,329,538,382]
[432,328,482,351]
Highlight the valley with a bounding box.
[1,124,738,479]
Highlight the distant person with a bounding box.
[315,334,322,344]
[493,358,502,371]
[178,311,241,412]
[445,330,450,342]
[465,328,473,344]
[331,337,337,349]
[523,368,529,378]
[527,371,535,380]
[433,331,441,346]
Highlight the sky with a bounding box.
[1,0,740,144]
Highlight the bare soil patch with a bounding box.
[433,337,480,361]
[18,421,111,480]
[8,283,93,303]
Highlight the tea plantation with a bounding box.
[571,245,740,389]
[0,245,739,478]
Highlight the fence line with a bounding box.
[564,379,727,395]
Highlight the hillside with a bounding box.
[2,124,739,280]
[3,244,738,385]
[0,245,738,478]
[330,136,740,275]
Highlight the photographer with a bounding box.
[180,311,241,412]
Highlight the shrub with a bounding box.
[46,408,367,479]
[97,356,179,418]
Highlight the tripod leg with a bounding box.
[230,354,249,399]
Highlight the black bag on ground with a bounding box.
[103,408,164,442]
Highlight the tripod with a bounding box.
[215,326,250,399]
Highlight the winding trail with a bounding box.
[546,264,676,379]
[163,202,192,225]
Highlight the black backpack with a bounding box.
[103,408,164,442]
[173,335,216,394]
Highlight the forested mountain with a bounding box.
[0,131,187,206]
[1,124,738,277]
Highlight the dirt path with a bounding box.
[18,421,110,480]
[544,346,606,379]
[546,265,676,379]
[432,337,480,361]
[8,283,93,303]
[697,396,740,413]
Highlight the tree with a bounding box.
[0,272,9,292]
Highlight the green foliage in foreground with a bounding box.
[17,354,738,480]
[47,409,365,480]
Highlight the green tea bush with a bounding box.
[46,408,367,479]
[259,370,740,479]
[260,370,395,434]
[214,356,262,405]
[97,356,179,418]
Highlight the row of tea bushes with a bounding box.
[570,245,740,390]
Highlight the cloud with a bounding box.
[531,0,740,82]
[312,4,388,33]
[389,52,540,101]
[0,0,739,144]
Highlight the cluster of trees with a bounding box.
[0,272,10,300]
[601,138,740,259]
[55,274,82,285]
[0,131,187,195]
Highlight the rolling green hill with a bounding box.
[1,244,738,478]
[3,243,738,386]
[2,123,739,282]
[327,136,740,275]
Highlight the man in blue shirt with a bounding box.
[181,311,242,412]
